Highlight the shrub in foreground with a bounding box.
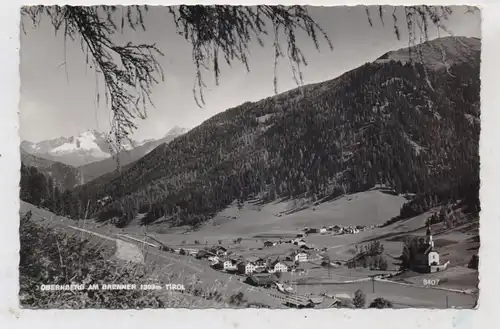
[369,297,394,309]
[353,289,366,308]
[19,211,198,308]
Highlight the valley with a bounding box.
[20,183,479,308]
[18,35,480,310]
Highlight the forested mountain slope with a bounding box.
[20,149,83,190]
[70,36,480,228]
[77,126,189,183]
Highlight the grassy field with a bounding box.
[19,187,479,309]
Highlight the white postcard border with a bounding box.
[1,1,499,328]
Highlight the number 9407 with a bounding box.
[423,279,440,286]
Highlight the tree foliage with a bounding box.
[468,254,479,270]
[400,236,430,270]
[353,289,366,308]
[369,297,394,309]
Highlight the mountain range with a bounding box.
[77,126,190,183]
[21,130,124,167]
[20,126,189,187]
[23,36,480,230]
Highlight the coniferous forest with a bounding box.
[20,37,480,229]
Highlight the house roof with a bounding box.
[270,259,285,267]
[247,274,275,285]
[238,260,256,266]
[318,298,341,308]
[253,267,267,273]
[283,294,313,307]
[246,256,263,263]
[309,296,324,304]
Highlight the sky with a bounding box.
[19,5,481,143]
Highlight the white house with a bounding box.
[320,227,328,234]
[292,238,306,246]
[246,256,265,266]
[293,252,309,263]
[237,261,256,274]
[208,255,220,264]
[223,259,238,271]
[268,260,288,273]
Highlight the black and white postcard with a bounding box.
[17,5,480,311]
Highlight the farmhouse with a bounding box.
[207,255,220,264]
[237,261,256,274]
[222,259,239,271]
[320,226,328,234]
[283,294,316,308]
[289,251,309,263]
[245,274,275,288]
[210,245,228,256]
[263,241,275,247]
[253,267,267,274]
[268,259,288,273]
[195,249,214,259]
[246,256,266,267]
[292,238,306,246]
[300,244,314,251]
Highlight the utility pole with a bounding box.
[371,276,375,293]
[446,295,449,308]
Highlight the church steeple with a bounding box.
[426,221,434,249]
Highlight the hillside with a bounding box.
[68,36,480,228]
[375,36,480,71]
[20,149,83,190]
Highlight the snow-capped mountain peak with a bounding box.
[51,130,109,155]
[21,126,190,168]
[165,126,190,137]
[21,129,135,167]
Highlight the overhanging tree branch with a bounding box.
[21,5,474,151]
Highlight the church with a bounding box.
[414,223,449,273]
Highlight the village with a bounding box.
[135,218,461,309]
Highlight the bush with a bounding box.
[179,248,187,255]
[369,297,394,309]
[353,289,366,308]
[468,254,479,269]
[19,211,182,308]
[228,291,247,306]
